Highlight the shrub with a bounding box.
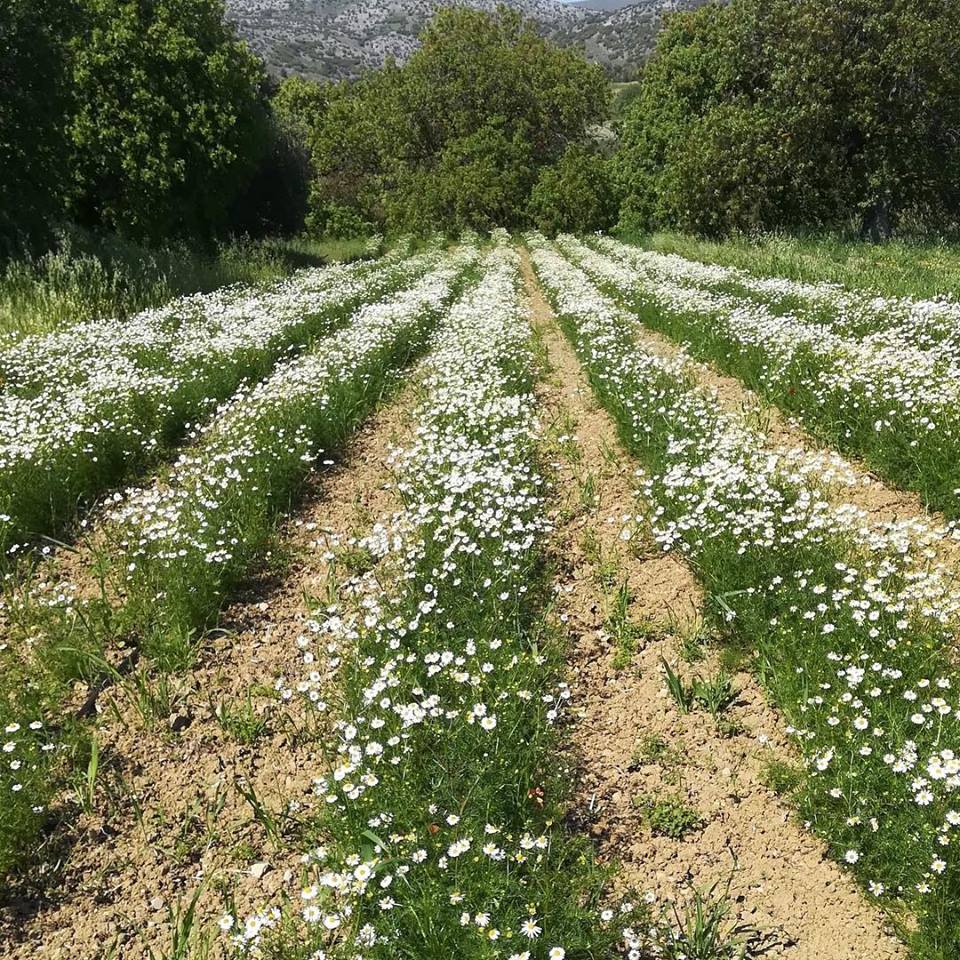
[530,146,619,236]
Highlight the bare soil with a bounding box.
[521,251,906,959]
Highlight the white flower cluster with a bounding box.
[230,244,631,958]
[1,718,55,801]
[561,235,960,514]
[594,234,960,353]
[529,233,960,916]
[0,714,59,864]
[107,249,474,635]
[0,247,423,551]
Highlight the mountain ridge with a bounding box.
[225,0,713,82]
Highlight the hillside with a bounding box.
[224,0,712,81]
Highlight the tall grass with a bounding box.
[636,230,960,301]
[0,229,378,340]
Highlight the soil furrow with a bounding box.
[521,251,906,959]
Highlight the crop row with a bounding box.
[227,242,645,958]
[558,235,960,520]
[594,236,960,353]
[0,246,474,880]
[529,234,960,959]
[0,247,429,555]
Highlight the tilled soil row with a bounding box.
[0,378,420,960]
[522,252,906,959]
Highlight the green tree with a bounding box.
[69,0,269,243]
[617,0,960,237]
[529,145,618,235]
[0,0,77,253]
[285,7,610,235]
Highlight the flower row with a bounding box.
[594,235,960,354]
[529,234,960,958]
[105,249,475,659]
[228,242,644,959]
[0,247,427,553]
[560,235,960,518]
[0,246,472,877]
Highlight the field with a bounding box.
[3,231,960,960]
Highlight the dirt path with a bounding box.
[0,379,419,960]
[521,251,906,959]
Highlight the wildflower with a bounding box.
[520,918,542,939]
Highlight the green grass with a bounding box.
[634,793,705,840]
[634,229,960,301]
[0,228,380,339]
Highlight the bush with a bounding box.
[529,146,619,236]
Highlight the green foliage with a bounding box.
[618,0,960,237]
[634,793,705,839]
[283,9,610,236]
[530,145,619,236]
[0,0,77,254]
[229,116,310,238]
[68,0,270,243]
[653,881,769,960]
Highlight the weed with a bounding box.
[676,614,710,664]
[72,735,100,815]
[579,470,598,509]
[607,580,651,669]
[759,758,804,796]
[693,671,738,717]
[145,885,213,960]
[631,732,671,767]
[635,793,705,839]
[214,692,268,744]
[653,879,773,959]
[234,778,290,849]
[661,657,695,713]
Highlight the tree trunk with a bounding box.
[860,200,892,242]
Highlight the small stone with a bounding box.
[150,896,164,911]
[168,711,192,732]
[250,861,270,880]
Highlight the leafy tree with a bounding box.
[618,0,960,238]
[285,8,610,235]
[228,116,310,238]
[0,0,77,254]
[69,0,270,243]
[529,145,618,235]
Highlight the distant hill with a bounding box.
[567,0,641,10]
[225,0,714,82]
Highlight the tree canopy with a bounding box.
[69,0,270,243]
[0,0,78,254]
[617,0,960,238]
[1,0,277,252]
[282,7,612,236]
